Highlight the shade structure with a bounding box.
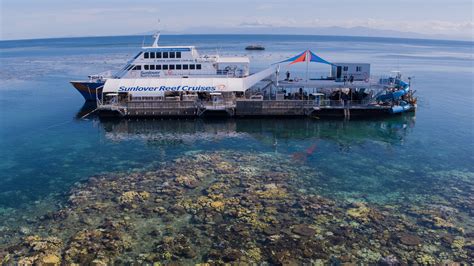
[308,51,334,65]
[289,51,308,65]
[275,50,335,66]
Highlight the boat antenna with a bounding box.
[152,19,161,48]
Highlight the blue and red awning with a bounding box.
[276,50,335,66]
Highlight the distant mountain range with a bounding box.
[142,26,469,41]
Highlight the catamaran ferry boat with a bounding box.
[70,32,268,101]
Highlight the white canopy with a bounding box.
[216,56,250,64]
[102,67,276,96]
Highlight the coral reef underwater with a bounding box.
[1,151,473,264]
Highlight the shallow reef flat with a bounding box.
[1,151,473,264]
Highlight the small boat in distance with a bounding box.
[245,45,265,51]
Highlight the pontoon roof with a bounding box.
[142,45,195,49]
[216,57,250,64]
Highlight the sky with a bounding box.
[1,0,473,41]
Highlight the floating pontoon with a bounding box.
[71,32,416,119]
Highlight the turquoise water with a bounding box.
[0,35,473,263]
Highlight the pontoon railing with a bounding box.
[318,99,376,107]
[98,97,383,112]
[126,100,197,109]
[198,100,236,110]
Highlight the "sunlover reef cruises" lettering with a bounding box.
[118,85,217,92]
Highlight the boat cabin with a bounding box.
[115,34,250,79]
[330,63,370,82]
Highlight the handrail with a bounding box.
[319,99,375,107]
[126,100,197,109]
[99,98,382,111]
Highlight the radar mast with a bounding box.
[151,19,161,48]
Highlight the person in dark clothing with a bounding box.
[286,71,290,81]
[349,75,354,83]
[341,91,348,106]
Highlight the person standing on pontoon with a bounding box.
[286,71,290,81]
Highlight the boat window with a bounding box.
[169,64,175,70]
[170,52,175,58]
[163,52,169,58]
[196,64,202,70]
[183,64,189,70]
[156,65,162,70]
[176,52,181,58]
[133,65,142,70]
[150,52,155,59]
[343,66,348,71]
[356,66,362,72]
[163,65,169,70]
[176,64,182,70]
[156,52,162,58]
[144,52,149,59]
[144,65,149,70]
[150,65,155,70]
[190,64,196,70]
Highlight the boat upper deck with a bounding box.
[107,33,251,79]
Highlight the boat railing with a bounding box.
[129,96,165,101]
[198,99,236,110]
[126,100,197,109]
[318,99,376,108]
[99,97,380,111]
[216,70,246,78]
[261,100,315,108]
[235,99,315,109]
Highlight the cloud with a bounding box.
[239,21,274,28]
[1,6,163,40]
[70,7,160,16]
[1,1,472,41]
[238,18,298,28]
[235,17,473,39]
[427,20,474,32]
[255,4,273,11]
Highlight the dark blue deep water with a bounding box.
[0,35,473,262]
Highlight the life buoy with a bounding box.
[365,78,369,83]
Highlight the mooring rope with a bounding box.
[80,108,99,120]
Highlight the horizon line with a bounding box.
[1,32,473,44]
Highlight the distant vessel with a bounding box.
[70,32,260,101]
[245,45,265,51]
